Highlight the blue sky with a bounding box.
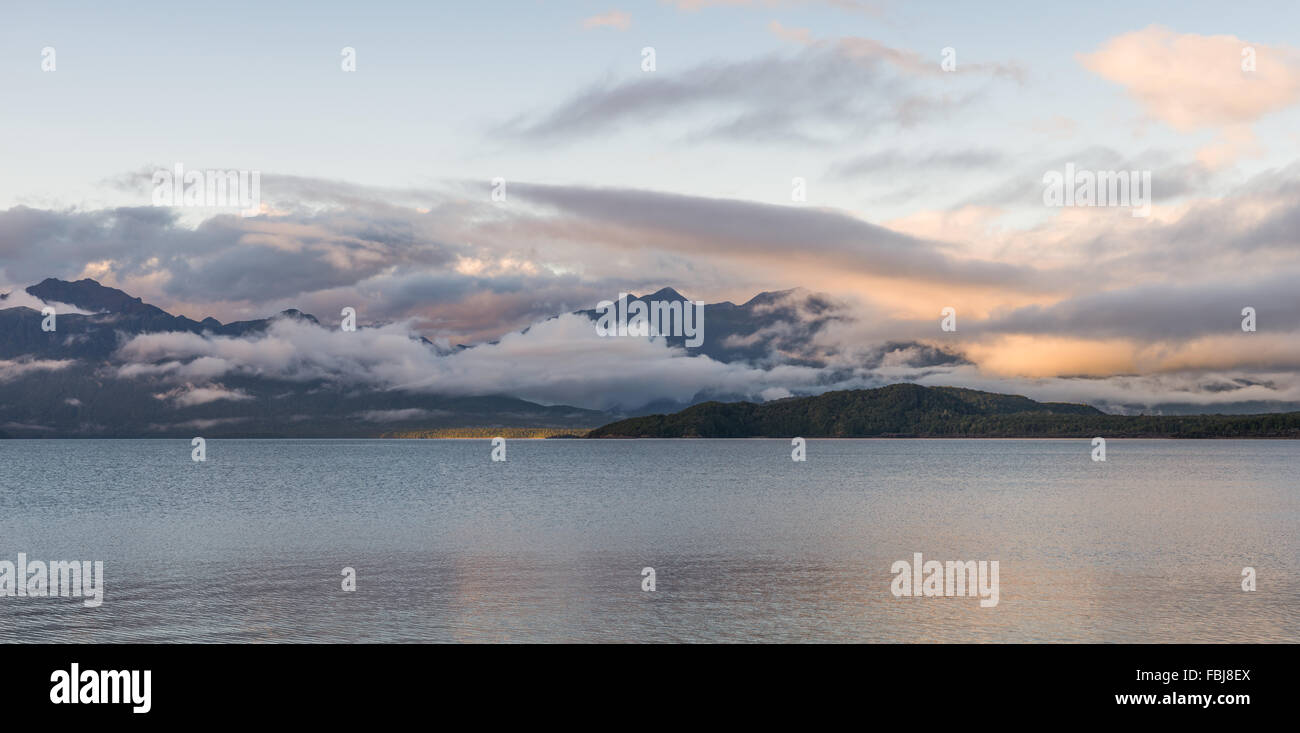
[4,0,1299,215]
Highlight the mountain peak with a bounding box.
[275,308,320,324]
[642,287,687,301]
[26,278,163,317]
[740,288,802,308]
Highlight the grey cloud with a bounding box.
[0,201,606,343]
[828,148,1006,179]
[505,181,1053,291]
[1058,160,1300,279]
[0,206,188,284]
[972,273,1300,343]
[500,43,1006,145]
[964,146,1218,208]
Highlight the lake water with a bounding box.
[0,439,1295,643]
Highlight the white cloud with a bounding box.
[0,357,75,382]
[0,288,97,315]
[153,384,253,407]
[354,408,450,422]
[114,313,837,411]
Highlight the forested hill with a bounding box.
[586,384,1300,438]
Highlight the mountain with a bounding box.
[0,364,609,437]
[586,383,1300,438]
[568,287,966,415]
[573,286,958,369]
[0,278,316,362]
[6,279,1299,437]
[7,278,898,436]
[0,278,607,437]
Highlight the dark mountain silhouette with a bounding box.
[10,279,1292,438]
[587,383,1300,438]
[29,277,172,317]
[0,278,606,436]
[0,278,323,362]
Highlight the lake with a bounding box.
[0,439,1295,642]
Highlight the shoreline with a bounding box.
[4,434,1300,441]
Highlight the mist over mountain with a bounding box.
[564,286,968,414]
[1,278,319,361]
[0,279,607,436]
[1,278,893,436]
[574,286,857,367]
[3,277,1298,438]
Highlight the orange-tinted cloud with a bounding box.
[1080,26,1300,166]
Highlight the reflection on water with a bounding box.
[0,439,1295,642]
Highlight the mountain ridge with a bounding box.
[6,279,1299,437]
[0,277,609,436]
[586,384,1300,438]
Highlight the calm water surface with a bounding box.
[0,439,1295,642]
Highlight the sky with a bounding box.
[3,0,1300,413]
